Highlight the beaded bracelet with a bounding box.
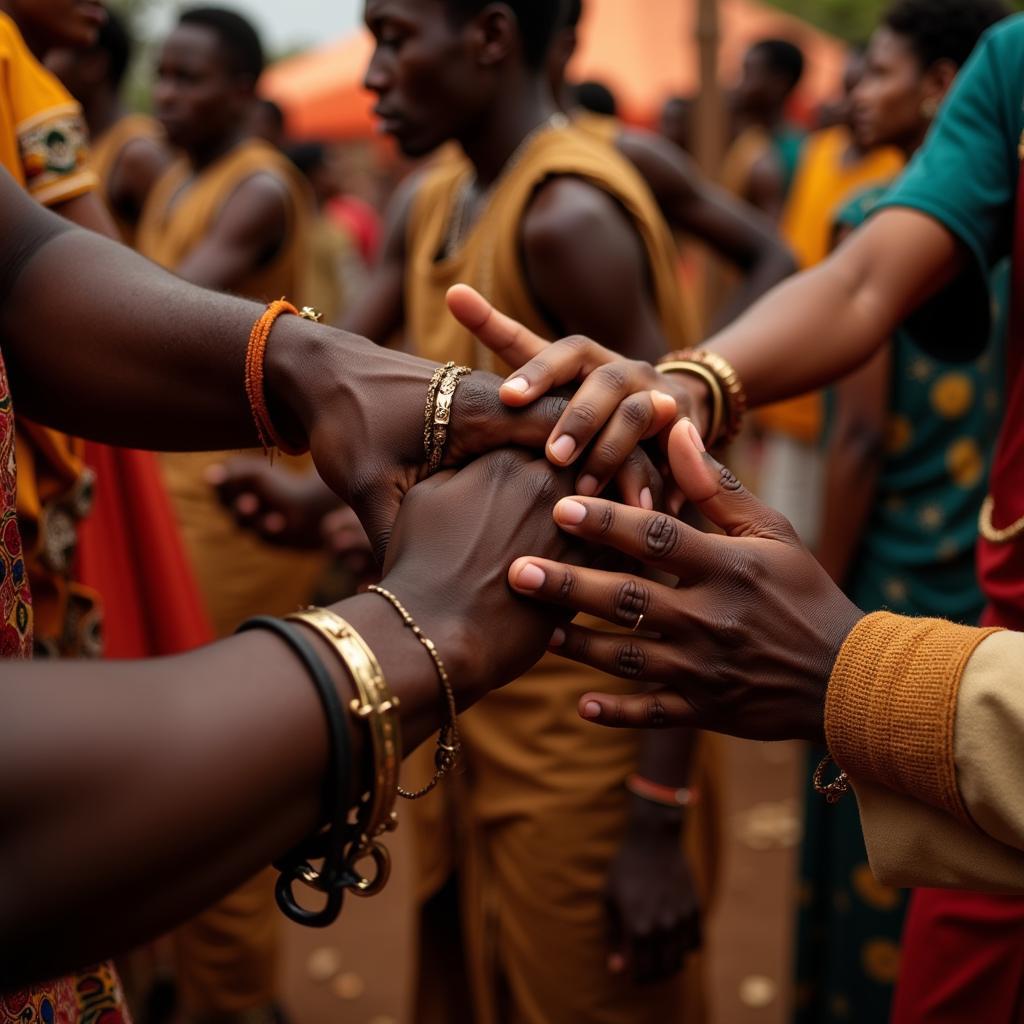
[244,300,322,457]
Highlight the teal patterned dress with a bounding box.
[793,184,1008,1023]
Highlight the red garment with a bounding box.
[893,891,1024,1022]
[894,111,1024,1024]
[326,194,381,266]
[75,442,213,658]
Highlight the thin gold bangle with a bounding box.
[657,359,724,447]
[368,585,462,800]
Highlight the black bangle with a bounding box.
[236,615,357,927]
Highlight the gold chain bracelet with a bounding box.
[368,585,461,800]
[813,754,850,805]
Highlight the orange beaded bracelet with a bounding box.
[244,299,319,456]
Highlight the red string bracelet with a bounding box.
[626,774,700,809]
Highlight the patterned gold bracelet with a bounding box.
[661,349,748,446]
[427,363,472,473]
[287,607,401,897]
[368,585,461,800]
[422,363,449,463]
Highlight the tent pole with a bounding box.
[694,0,724,179]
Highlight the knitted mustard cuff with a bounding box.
[825,612,1002,824]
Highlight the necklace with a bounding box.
[443,112,569,255]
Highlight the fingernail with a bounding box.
[503,376,530,394]
[684,417,706,453]
[235,493,258,515]
[263,513,285,534]
[577,475,599,497]
[608,953,626,973]
[555,498,588,526]
[550,628,566,648]
[652,389,675,405]
[549,434,577,464]
[204,465,226,485]
[514,563,546,590]
[640,487,654,510]
[582,700,602,720]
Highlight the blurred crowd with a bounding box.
[1,0,1018,1021]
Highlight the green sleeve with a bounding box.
[874,16,1024,360]
[878,15,1024,272]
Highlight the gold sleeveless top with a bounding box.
[137,136,308,301]
[139,137,322,638]
[89,112,164,247]
[405,123,691,373]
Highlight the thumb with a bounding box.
[446,284,549,372]
[666,419,796,541]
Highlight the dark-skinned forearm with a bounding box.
[0,592,444,991]
[630,726,699,834]
[0,223,357,451]
[701,211,962,407]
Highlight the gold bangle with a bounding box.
[287,607,400,896]
[979,496,1024,545]
[689,349,747,444]
[423,363,450,464]
[368,585,461,800]
[657,359,724,447]
[428,364,472,474]
[812,754,850,805]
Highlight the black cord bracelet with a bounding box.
[236,615,358,927]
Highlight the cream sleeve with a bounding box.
[826,615,1024,890]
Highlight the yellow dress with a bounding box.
[759,127,904,443]
[403,124,718,1024]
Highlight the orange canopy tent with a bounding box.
[261,0,848,141]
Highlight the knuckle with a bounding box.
[526,464,560,504]
[558,568,578,601]
[596,501,616,537]
[566,402,601,429]
[620,397,652,432]
[595,439,623,467]
[613,579,650,625]
[642,515,682,560]
[486,448,530,479]
[595,362,629,393]
[614,642,648,680]
[563,334,591,354]
[644,692,668,727]
[456,377,501,427]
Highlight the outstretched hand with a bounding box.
[507,419,864,743]
[447,285,683,504]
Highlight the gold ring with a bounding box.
[631,613,645,633]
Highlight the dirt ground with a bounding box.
[278,737,804,1024]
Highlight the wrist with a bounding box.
[627,792,686,835]
[263,319,363,452]
[660,371,712,441]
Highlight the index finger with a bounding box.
[446,284,548,378]
[550,495,719,582]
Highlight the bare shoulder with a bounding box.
[522,174,636,257]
